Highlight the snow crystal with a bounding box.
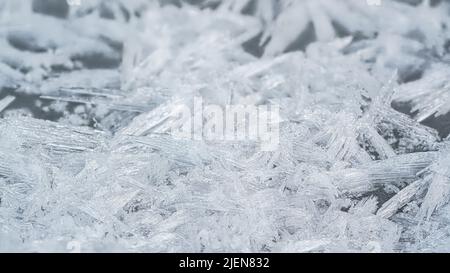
[1,0,450,253]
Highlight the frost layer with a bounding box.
[1,0,450,253]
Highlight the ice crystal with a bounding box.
[1,0,450,253]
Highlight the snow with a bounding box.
[1,0,450,252]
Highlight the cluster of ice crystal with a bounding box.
[1,0,450,252]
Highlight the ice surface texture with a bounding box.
[1,0,450,252]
